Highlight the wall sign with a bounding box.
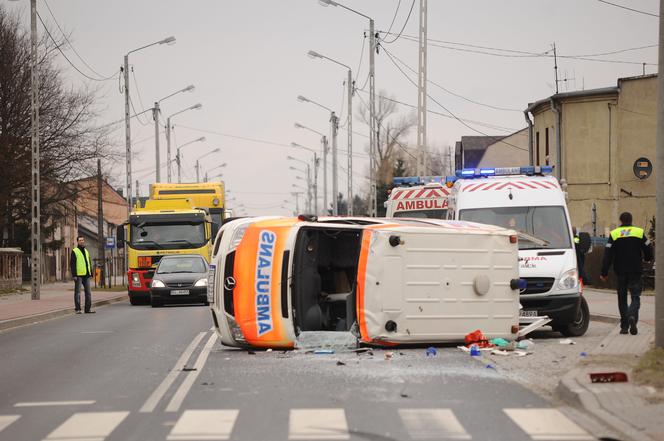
[633,157,652,180]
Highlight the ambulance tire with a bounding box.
[559,297,589,337]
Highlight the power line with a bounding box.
[597,0,659,17]
[36,12,116,82]
[130,67,151,124]
[129,96,150,126]
[354,33,366,83]
[384,0,402,37]
[385,49,522,112]
[41,0,116,80]
[381,45,528,152]
[380,0,416,44]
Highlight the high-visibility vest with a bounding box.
[574,235,580,244]
[72,247,91,276]
[609,226,644,241]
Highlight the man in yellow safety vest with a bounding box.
[600,212,653,335]
[70,236,95,314]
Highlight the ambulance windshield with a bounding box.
[394,209,447,219]
[459,206,571,249]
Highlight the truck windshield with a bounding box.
[459,206,571,250]
[130,222,206,250]
[394,209,447,219]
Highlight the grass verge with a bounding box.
[634,347,664,389]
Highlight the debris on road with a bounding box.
[336,360,346,366]
[470,345,481,356]
[384,351,394,360]
[314,349,335,355]
[559,339,576,345]
[425,347,437,357]
[516,340,534,351]
[490,338,510,347]
[491,349,510,356]
[465,330,491,348]
[589,372,628,383]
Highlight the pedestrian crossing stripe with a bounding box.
[167,409,239,440]
[42,411,129,441]
[289,409,350,440]
[399,409,471,440]
[504,408,595,440]
[0,416,20,434]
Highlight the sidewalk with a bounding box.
[0,281,128,331]
[584,287,655,326]
[558,306,662,441]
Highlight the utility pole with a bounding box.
[306,163,312,213]
[553,42,559,94]
[29,0,41,299]
[292,192,301,214]
[369,19,377,217]
[322,136,329,215]
[97,159,105,288]
[313,155,319,215]
[195,160,200,182]
[123,55,132,224]
[655,0,664,348]
[135,180,140,204]
[177,149,182,183]
[331,112,339,215]
[347,72,354,215]
[416,0,428,176]
[166,117,172,183]
[153,102,161,182]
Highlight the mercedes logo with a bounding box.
[224,276,236,291]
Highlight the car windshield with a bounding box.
[157,256,206,274]
[130,222,206,250]
[394,209,447,219]
[459,206,572,249]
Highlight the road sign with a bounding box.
[105,236,116,249]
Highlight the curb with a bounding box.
[556,369,654,441]
[0,294,128,332]
[589,313,620,324]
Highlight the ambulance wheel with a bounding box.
[559,297,589,337]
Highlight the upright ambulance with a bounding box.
[385,176,450,219]
[208,216,522,349]
[447,166,588,336]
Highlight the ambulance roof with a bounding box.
[452,175,565,208]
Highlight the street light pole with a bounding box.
[166,103,202,183]
[294,124,328,215]
[330,112,339,215]
[176,137,206,183]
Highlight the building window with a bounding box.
[545,127,550,165]
[536,131,540,165]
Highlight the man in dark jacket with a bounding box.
[600,212,652,335]
[70,236,95,314]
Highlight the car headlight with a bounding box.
[558,268,578,290]
[230,224,249,249]
[194,278,208,287]
[151,279,165,288]
[226,315,246,344]
[131,273,141,288]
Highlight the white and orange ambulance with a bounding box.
[447,166,589,337]
[385,177,450,219]
[208,216,522,349]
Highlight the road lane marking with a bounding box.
[0,416,20,434]
[43,411,129,441]
[165,333,218,413]
[140,331,207,413]
[504,408,594,440]
[15,401,95,407]
[398,408,471,440]
[167,409,239,440]
[288,409,350,440]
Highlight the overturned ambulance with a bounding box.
[208,216,522,349]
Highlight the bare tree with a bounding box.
[0,6,115,249]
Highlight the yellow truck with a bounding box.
[149,182,225,235]
[118,199,214,305]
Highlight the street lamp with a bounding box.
[175,136,206,183]
[152,85,194,182]
[194,148,221,182]
[205,163,227,182]
[295,123,329,215]
[317,0,376,216]
[290,142,320,215]
[307,50,354,215]
[297,95,339,215]
[123,35,176,217]
[288,156,312,213]
[166,103,203,182]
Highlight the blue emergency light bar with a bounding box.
[392,175,454,187]
[455,165,553,179]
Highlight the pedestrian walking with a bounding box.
[70,236,95,314]
[572,227,589,284]
[600,212,652,335]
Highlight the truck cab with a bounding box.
[447,166,589,336]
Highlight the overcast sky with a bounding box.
[5,0,659,215]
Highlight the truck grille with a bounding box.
[522,277,555,294]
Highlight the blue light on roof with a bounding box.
[479,168,496,176]
[540,165,553,174]
[455,165,554,179]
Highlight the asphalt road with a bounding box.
[0,302,598,441]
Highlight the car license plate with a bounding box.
[171,289,190,296]
[520,310,538,318]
